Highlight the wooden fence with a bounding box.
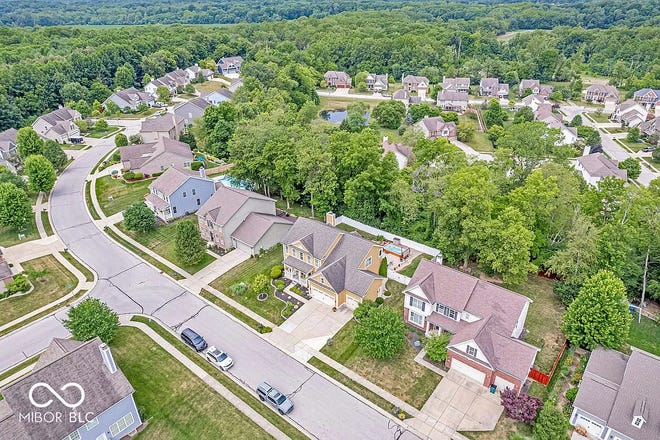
[528,339,568,386]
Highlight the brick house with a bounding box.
[324,71,352,88]
[584,84,620,104]
[402,75,429,98]
[403,259,539,392]
[417,115,457,139]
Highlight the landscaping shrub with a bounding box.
[354,299,377,321]
[378,258,388,276]
[132,172,143,180]
[6,273,30,295]
[283,302,293,318]
[123,171,135,180]
[274,280,285,291]
[375,297,384,305]
[270,264,283,279]
[570,372,582,385]
[565,387,578,403]
[534,405,570,440]
[259,326,273,334]
[191,161,204,171]
[63,298,119,343]
[355,306,406,359]
[291,286,304,296]
[500,389,544,424]
[423,332,451,363]
[231,282,249,296]
[383,290,391,297]
[250,274,269,294]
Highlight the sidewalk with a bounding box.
[123,317,291,440]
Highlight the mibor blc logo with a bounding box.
[19,382,94,424]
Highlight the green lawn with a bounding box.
[110,327,274,440]
[462,415,533,440]
[199,288,266,332]
[465,130,495,153]
[0,215,39,247]
[130,317,307,440]
[87,125,121,138]
[0,355,39,383]
[116,218,215,274]
[62,143,89,150]
[589,112,611,123]
[0,255,78,327]
[619,138,650,153]
[335,223,379,241]
[110,108,159,119]
[95,175,152,216]
[59,251,94,282]
[627,316,660,356]
[209,245,286,325]
[321,281,442,409]
[194,81,227,94]
[505,275,565,371]
[398,254,432,278]
[84,181,101,220]
[274,197,318,220]
[40,211,53,236]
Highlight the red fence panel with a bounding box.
[528,339,568,386]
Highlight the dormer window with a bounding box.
[632,417,644,428]
[466,345,478,357]
[365,257,372,267]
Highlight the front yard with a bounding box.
[87,125,122,138]
[209,245,286,325]
[0,215,39,247]
[0,255,78,327]
[110,326,273,440]
[116,217,215,274]
[95,175,152,216]
[320,280,442,409]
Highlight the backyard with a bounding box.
[627,316,660,356]
[95,175,152,216]
[116,217,215,274]
[194,81,227,94]
[0,215,39,247]
[209,245,286,325]
[110,327,273,440]
[0,255,78,327]
[320,280,442,409]
[398,253,432,278]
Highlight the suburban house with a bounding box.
[103,87,154,112]
[402,75,429,98]
[120,137,193,175]
[173,98,211,127]
[0,337,141,440]
[403,259,539,392]
[217,56,244,76]
[584,84,620,104]
[633,88,660,109]
[197,184,291,255]
[365,73,388,92]
[417,115,457,140]
[639,116,659,137]
[185,65,214,82]
[145,167,216,221]
[0,249,14,289]
[140,114,185,142]
[203,88,233,105]
[518,94,546,112]
[0,128,19,172]
[575,153,627,186]
[393,89,411,106]
[535,106,578,146]
[382,136,413,169]
[437,90,469,112]
[441,77,470,93]
[31,107,82,143]
[519,79,541,96]
[281,216,386,309]
[570,346,660,440]
[611,99,649,128]
[479,78,509,98]
[324,71,352,88]
[144,69,191,97]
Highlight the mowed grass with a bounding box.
[398,254,432,278]
[321,281,442,409]
[110,327,274,440]
[462,415,533,440]
[40,211,53,236]
[209,245,285,325]
[116,217,215,274]
[0,215,39,247]
[0,255,78,327]
[194,81,227,94]
[627,316,660,356]
[95,175,152,216]
[506,275,565,371]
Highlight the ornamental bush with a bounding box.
[355,305,406,359]
[423,332,451,363]
[379,258,388,276]
[270,264,283,279]
[500,389,543,424]
[191,161,204,171]
[565,387,578,403]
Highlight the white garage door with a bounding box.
[493,375,516,392]
[345,296,360,309]
[575,414,605,437]
[451,359,486,385]
[233,240,253,255]
[310,287,335,306]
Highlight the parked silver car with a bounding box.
[256,382,294,415]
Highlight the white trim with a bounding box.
[409,310,424,326]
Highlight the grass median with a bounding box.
[59,251,95,282]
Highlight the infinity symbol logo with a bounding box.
[28,382,85,409]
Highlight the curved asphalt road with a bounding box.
[0,139,420,440]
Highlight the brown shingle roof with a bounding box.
[119,138,192,172]
[141,114,181,133]
[197,184,273,225]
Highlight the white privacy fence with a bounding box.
[387,269,411,285]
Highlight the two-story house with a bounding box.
[324,71,352,89]
[570,347,660,440]
[639,116,659,137]
[0,128,19,173]
[0,337,142,439]
[479,78,508,98]
[173,98,211,127]
[441,77,470,93]
[144,69,190,97]
[120,137,192,175]
[365,73,388,92]
[281,216,386,309]
[633,88,660,110]
[197,184,291,255]
[140,114,185,142]
[145,167,216,221]
[417,115,457,140]
[31,107,82,143]
[437,90,469,112]
[518,79,552,98]
[217,56,244,76]
[403,259,539,392]
[203,89,233,106]
[402,75,429,98]
[103,87,154,112]
[535,107,578,146]
[185,65,214,82]
[584,85,620,113]
[611,99,649,128]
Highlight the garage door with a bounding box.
[493,375,516,392]
[345,296,360,309]
[233,239,253,255]
[451,359,486,385]
[310,287,335,306]
[575,414,605,437]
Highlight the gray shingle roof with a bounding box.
[149,167,201,196]
[231,212,292,246]
[0,337,134,440]
[438,90,468,101]
[119,137,192,172]
[442,77,470,90]
[577,153,627,180]
[0,128,17,153]
[141,114,181,133]
[197,184,273,225]
[520,79,540,91]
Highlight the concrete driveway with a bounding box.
[419,370,502,432]
[276,300,352,350]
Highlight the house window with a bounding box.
[184,161,191,167]
[409,296,426,312]
[299,251,303,259]
[196,199,200,205]
[160,165,165,171]
[96,434,108,440]
[435,303,458,320]
[85,417,99,430]
[183,192,187,198]
[192,188,196,195]
[466,345,478,357]
[61,431,81,440]
[307,255,311,263]
[409,311,424,326]
[173,206,177,214]
[365,257,372,267]
[109,412,135,437]
[378,249,383,257]
[320,277,325,284]
[285,245,289,253]
[207,220,213,228]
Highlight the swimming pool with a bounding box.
[213,175,247,189]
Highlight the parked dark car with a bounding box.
[181,328,208,352]
[69,137,84,144]
[256,382,294,415]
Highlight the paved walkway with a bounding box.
[123,318,291,440]
[449,139,494,162]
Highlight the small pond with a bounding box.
[319,109,370,124]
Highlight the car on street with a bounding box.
[205,346,234,371]
[256,381,294,415]
[181,328,208,352]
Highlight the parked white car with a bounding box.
[205,346,234,371]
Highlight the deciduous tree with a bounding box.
[372,100,406,129]
[0,183,32,229]
[618,158,640,180]
[115,133,128,147]
[16,127,44,160]
[114,63,136,89]
[63,298,119,343]
[123,202,156,233]
[42,140,68,171]
[533,405,569,440]
[175,220,206,265]
[355,306,406,359]
[24,154,56,192]
[423,332,451,363]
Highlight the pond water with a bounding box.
[319,109,369,124]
